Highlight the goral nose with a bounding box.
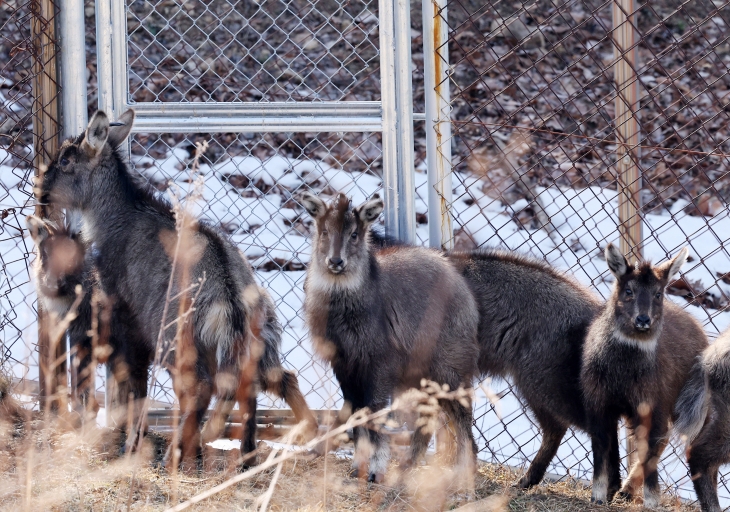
[635,314,651,331]
[328,257,343,267]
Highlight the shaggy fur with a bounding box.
[581,244,707,508]
[39,109,317,465]
[300,192,480,483]
[27,215,96,415]
[448,248,602,488]
[674,329,730,512]
[27,214,155,427]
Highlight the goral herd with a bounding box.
[26,109,730,511]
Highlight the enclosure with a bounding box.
[2,0,730,509]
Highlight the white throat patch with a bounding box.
[306,256,366,294]
[80,213,100,245]
[612,328,659,353]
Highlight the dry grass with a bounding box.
[0,416,701,512]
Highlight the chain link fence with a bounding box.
[118,0,389,408]
[126,0,381,103]
[432,0,730,506]
[0,0,60,399]
[4,0,730,508]
[129,130,385,409]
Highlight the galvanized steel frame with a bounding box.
[59,0,87,137]
[91,0,418,242]
[422,0,453,250]
[83,0,421,422]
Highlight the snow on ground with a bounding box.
[0,148,38,385]
[2,147,730,504]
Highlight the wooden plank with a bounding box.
[613,0,642,470]
[12,377,336,436]
[30,0,62,413]
[612,0,642,260]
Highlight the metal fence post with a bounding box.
[380,0,398,240]
[380,0,416,243]
[96,0,127,117]
[96,0,129,161]
[423,0,453,250]
[613,0,642,260]
[60,0,87,137]
[96,0,113,116]
[96,0,127,422]
[393,0,416,243]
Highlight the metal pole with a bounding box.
[111,0,127,118]
[380,0,400,240]
[95,0,113,424]
[96,0,126,117]
[129,102,384,133]
[96,0,127,423]
[393,0,416,243]
[60,0,87,137]
[613,0,642,260]
[96,0,130,161]
[95,0,113,115]
[423,0,453,249]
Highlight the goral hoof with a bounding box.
[615,490,632,501]
[368,472,384,484]
[299,449,321,461]
[515,476,534,489]
[240,454,257,472]
[301,422,319,443]
[311,440,330,457]
[348,467,383,484]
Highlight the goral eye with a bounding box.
[351,231,358,240]
[625,288,633,297]
[60,157,69,166]
[321,230,328,237]
[655,292,662,299]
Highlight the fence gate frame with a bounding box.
[57,0,420,421]
[55,0,420,244]
[87,0,417,244]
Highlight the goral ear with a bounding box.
[355,194,384,225]
[657,247,689,283]
[108,109,135,148]
[605,243,629,279]
[299,191,327,219]
[25,215,50,244]
[80,110,110,157]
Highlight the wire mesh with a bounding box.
[126,130,384,410]
[435,0,730,506]
[0,0,60,396]
[6,0,730,507]
[105,0,391,413]
[125,0,381,103]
